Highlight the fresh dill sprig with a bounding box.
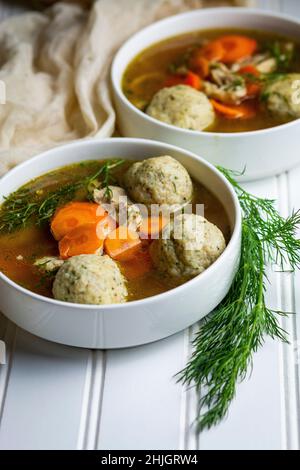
[179,167,300,431]
[99,159,125,201]
[0,159,125,233]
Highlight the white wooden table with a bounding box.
[0,0,300,451]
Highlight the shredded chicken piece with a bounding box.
[204,63,247,104]
[93,186,142,232]
[127,204,143,232]
[256,57,277,74]
[203,80,247,104]
[232,53,277,74]
[210,63,237,86]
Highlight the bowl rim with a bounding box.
[0,137,242,311]
[111,7,300,138]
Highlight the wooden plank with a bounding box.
[77,351,106,450]
[257,0,300,17]
[284,168,300,449]
[0,316,17,430]
[98,333,186,450]
[198,177,284,450]
[281,0,300,16]
[257,0,282,11]
[197,0,300,450]
[0,0,93,452]
[0,329,91,450]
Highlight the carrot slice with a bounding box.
[139,216,168,240]
[120,245,153,280]
[200,40,225,62]
[217,35,257,64]
[189,52,210,78]
[59,223,105,259]
[211,99,257,120]
[51,202,107,241]
[164,71,202,90]
[104,227,141,262]
[184,71,203,89]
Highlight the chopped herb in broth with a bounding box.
[123,28,300,133]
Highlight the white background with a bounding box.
[0,0,300,450]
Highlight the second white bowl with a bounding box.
[112,8,300,181]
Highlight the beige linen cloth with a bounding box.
[0,0,253,175]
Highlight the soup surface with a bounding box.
[0,159,230,303]
[123,28,300,132]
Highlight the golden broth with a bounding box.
[0,160,231,302]
[123,28,300,133]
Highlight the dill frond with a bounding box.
[0,159,125,233]
[179,167,300,431]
